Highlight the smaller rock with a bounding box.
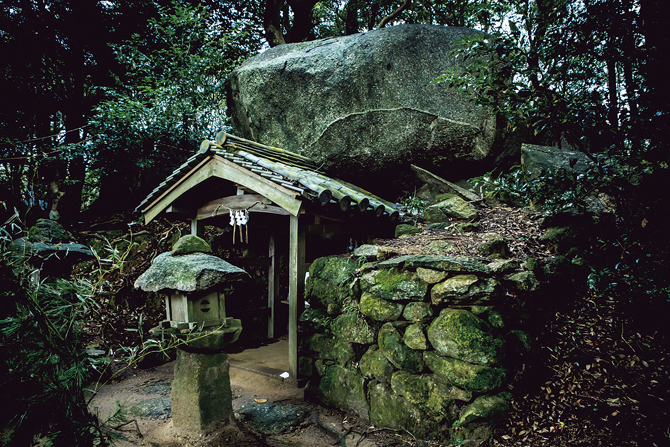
[366,268,428,301]
[425,222,451,231]
[522,257,539,271]
[435,197,479,220]
[505,271,540,292]
[360,293,404,322]
[129,396,171,420]
[431,275,499,305]
[475,233,509,258]
[27,219,70,243]
[331,313,376,344]
[458,392,512,426]
[377,246,399,261]
[423,205,450,223]
[333,339,356,366]
[378,323,425,373]
[359,345,394,382]
[395,224,422,238]
[455,222,479,233]
[403,302,434,322]
[416,267,448,284]
[424,351,506,393]
[486,259,520,274]
[487,311,505,328]
[435,193,458,203]
[403,323,428,350]
[172,235,212,255]
[425,240,455,255]
[237,402,310,434]
[354,244,380,261]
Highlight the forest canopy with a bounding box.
[0,0,667,226]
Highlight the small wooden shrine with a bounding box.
[136,132,403,381]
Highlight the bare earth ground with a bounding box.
[88,340,417,447]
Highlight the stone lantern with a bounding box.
[135,234,248,331]
[134,234,249,434]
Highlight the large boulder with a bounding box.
[227,24,496,191]
[520,143,593,180]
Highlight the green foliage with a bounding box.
[89,1,261,210]
[399,196,428,220]
[0,228,109,445]
[471,165,597,216]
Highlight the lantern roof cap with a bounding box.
[134,252,248,293]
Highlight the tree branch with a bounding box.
[377,0,411,29]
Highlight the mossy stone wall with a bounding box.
[300,253,548,443]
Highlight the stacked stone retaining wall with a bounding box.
[299,252,550,444]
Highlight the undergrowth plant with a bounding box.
[474,157,670,327]
[0,209,114,446]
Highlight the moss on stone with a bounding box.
[505,270,540,292]
[360,293,404,321]
[427,309,506,366]
[308,333,337,360]
[431,275,499,306]
[403,323,428,350]
[172,235,212,255]
[333,339,355,366]
[369,382,448,439]
[435,196,479,220]
[487,311,505,328]
[378,322,425,373]
[27,219,70,243]
[318,365,369,421]
[331,313,376,344]
[423,351,507,392]
[458,392,512,426]
[305,276,347,314]
[402,302,434,322]
[378,255,491,274]
[369,268,428,301]
[435,193,458,202]
[416,267,448,284]
[425,240,455,255]
[391,371,471,415]
[309,256,356,286]
[359,345,394,382]
[475,233,509,258]
[395,224,422,238]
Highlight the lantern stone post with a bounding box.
[134,235,249,434]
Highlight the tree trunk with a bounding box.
[263,0,286,47]
[345,0,359,35]
[285,0,319,43]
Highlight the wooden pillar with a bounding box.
[267,235,276,339]
[288,213,305,382]
[288,214,298,381]
[190,218,203,237]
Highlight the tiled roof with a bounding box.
[136,133,403,220]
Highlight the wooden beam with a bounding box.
[210,156,302,216]
[411,164,481,202]
[196,194,290,220]
[268,235,276,339]
[143,155,303,224]
[144,161,217,224]
[142,156,211,214]
[288,214,299,382]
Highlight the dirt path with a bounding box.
[88,342,408,447]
